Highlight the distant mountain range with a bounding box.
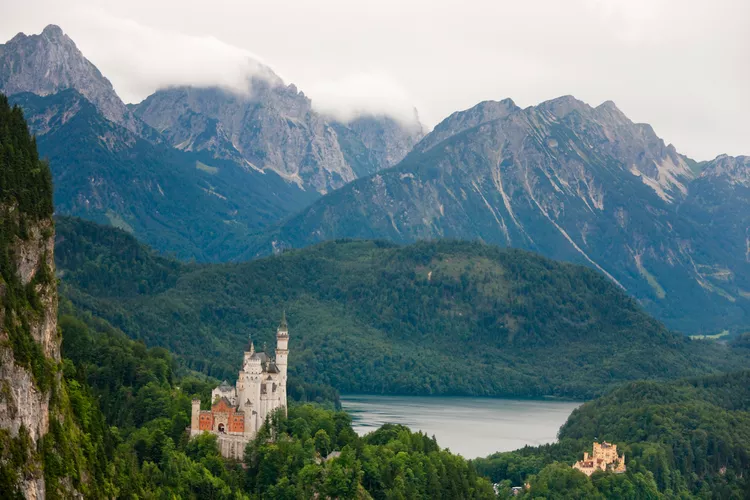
[0,24,422,258]
[1,24,749,334]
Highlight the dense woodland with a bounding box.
[56,216,750,400]
[474,371,750,498]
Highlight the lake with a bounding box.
[341,394,580,458]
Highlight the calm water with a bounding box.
[341,395,580,458]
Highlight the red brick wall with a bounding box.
[199,413,213,431]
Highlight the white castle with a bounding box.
[190,313,289,459]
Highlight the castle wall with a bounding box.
[216,434,250,460]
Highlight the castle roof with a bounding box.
[218,380,233,391]
[266,362,280,374]
[251,352,270,363]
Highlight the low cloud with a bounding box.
[304,72,420,126]
[67,10,280,103]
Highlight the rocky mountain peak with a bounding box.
[700,154,750,186]
[0,24,144,135]
[537,94,592,119]
[595,99,631,124]
[134,80,355,193]
[414,98,520,153]
[41,23,64,39]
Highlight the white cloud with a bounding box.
[66,10,281,103]
[304,72,419,125]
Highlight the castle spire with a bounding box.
[277,310,289,337]
[246,335,255,354]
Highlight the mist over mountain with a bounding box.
[0,24,422,256]
[132,78,422,194]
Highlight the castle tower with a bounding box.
[191,399,200,434]
[276,311,289,411]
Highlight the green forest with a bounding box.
[56,216,750,399]
[474,371,750,498]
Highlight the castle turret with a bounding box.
[191,399,201,435]
[276,311,289,410]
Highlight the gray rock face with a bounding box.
[700,154,750,186]
[255,95,749,333]
[0,24,146,136]
[414,98,519,153]
[134,81,425,193]
[134,81,356,194]
[0,210,57,499]
[334,114,423,172]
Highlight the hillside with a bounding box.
[56,217,749,400]
[475,371,750,498]
[248,97,750,335]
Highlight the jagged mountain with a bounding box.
[679,154,750,298]
[331,114,424,177]
[0,24,422,256]
[250,96,749,333]
[9,89,316,260]
[132,81,423,194]
[132,82,355,194]
[0,24,151,137]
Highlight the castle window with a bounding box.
[218,423,225,433]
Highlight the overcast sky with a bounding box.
[2,0,748,160]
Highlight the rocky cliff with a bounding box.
[0,95,58,498]
[134,81,355,194]
[331,114,424,177]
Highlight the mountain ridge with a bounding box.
[246,95,749,333]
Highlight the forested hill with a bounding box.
[56,216,749,400]
[475,371,750,497]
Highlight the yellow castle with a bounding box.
[572,441,626,476]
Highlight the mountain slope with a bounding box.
[10,89,316,260]
[249,96,749,333]
[680,154,750,289]
[55,217,749,399]
[1,24,423,259]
